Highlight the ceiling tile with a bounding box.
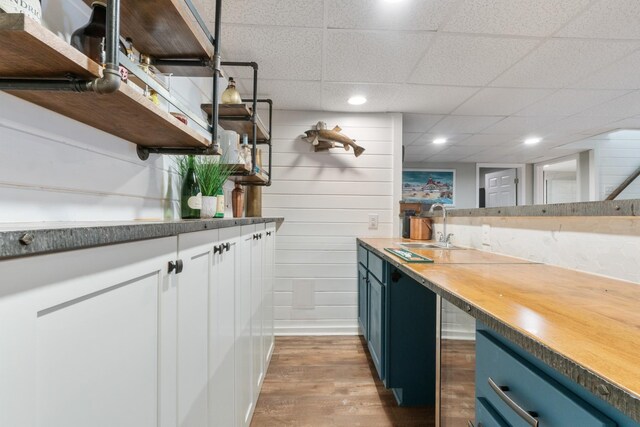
[325,31,433,83]
[453,88,553,116]
[321,83,399,112]
[207,0,325,27]
[221,25,323,80]
[425,145,488,162]
[515,89,629,117]
[409,35,538,86]
[403,114,444,133]
[480,116,559,134]
[443,0,590,37]
[492,39,639,88]
[571,50,640,90]
[541,116,620,134]
[557,0,640,40]
[238,79,322,111]
[577,90,640,117]
[392,85,480,114]
[429,115,505,134]
[403,133,424,146]
[453,134,520,146]
[326,0,459,31]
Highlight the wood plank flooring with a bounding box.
[251,336,435,427]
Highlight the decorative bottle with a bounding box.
[70,2,108,65]
[214,188,225,218]
[0,0,42,23]
[181,157,202,219]
[221,77,242,104]
[232,183,244,218]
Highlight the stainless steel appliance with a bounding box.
[437,296,477,427]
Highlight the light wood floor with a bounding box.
[251,336,435,427]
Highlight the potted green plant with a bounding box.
[194,154,235,218]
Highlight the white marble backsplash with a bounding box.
[433,216,640,284]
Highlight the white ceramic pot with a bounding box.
[201,196,217,219]
[0,0,42,22]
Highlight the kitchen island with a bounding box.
[358,237,640,426]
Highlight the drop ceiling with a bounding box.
[194,0,640,164]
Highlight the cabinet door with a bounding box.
[177,229,220,427]
[368,274,385,381]
[236,225,256,427]
[262,223,276,365]
[251,225,265,403]
[0,237,176,427]
[210,227,241,427]
[358,264,368,338]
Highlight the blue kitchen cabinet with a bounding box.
[476,327,638,427]
[475,397,509,427]
[384,266,437,406]
[368,273,385,380]
[357,263,368,339]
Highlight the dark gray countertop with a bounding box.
[0,217,284,260]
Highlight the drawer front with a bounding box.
[476,331,616,427]
[476,397,509,427]
[368,274,385,381]
[357,265,368,339]
[357,244,367,267]
[368,252,384,283]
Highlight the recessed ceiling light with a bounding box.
[348,96,367,105]
[524,137,542,145]
[433,138,447,145]
[384,0,405,2]
[543,164,550,168]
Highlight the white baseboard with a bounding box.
[275,325,360,336]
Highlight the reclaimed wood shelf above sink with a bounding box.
[82,0,214,77]
[0,14,211,149]
[201,103,271,142]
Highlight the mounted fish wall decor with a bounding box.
[301,121,366,157]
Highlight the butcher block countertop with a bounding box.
[357,237,640,423]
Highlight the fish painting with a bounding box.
[301,122,365,157]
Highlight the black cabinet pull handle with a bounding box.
[224,243,230,252]
[214,245,222,254]
[266,231,272,236]
[488,377,539,427]
[168,259,184,275]
[391,270,402,283]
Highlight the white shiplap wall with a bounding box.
[263,110,402,335]
[595,142,640,200]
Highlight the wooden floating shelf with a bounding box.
[225,163,269,184]
[82,0,214,77]
[0,14,210,150]
[201,104,270,142]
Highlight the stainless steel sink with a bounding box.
[401,243,464,250]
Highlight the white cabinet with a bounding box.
[210,226,241,427]
[177,229,220,427]
[0,222,277,427]
[0,237,177,427]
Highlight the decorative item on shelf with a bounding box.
[301,121,365,157]
[219,130,240,162]
[170,112,188,125]
[240,133,252,169]
[232,183,244,218]
[0,0,42,23]
[410,217,433,241]
[221,77,242,105]
[70,1,108,65]
[255,148,263,172]
[194,155,234,219]
[245,185,262,217]
[179,156,202,220]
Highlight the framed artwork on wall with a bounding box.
[402,169,456,205]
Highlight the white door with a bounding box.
[210,226,241,427]
[236,225,256,426]
[262,223,276,364]
[177,229,220,427]
[251,226,265,403]
[485,168,517,207]
[0,237,177,427]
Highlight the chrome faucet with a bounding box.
[429,203,453,247]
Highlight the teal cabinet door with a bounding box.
[476,331,616,427]
[357,264,368,339]
[368,274,385,381]
[475,398,508,427]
